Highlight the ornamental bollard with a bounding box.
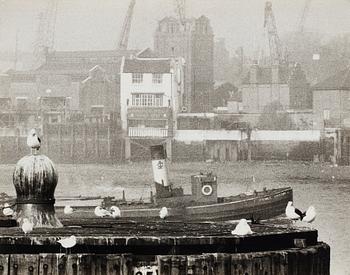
[13,129,62,228]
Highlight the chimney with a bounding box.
[150,145,169,186]
[249,60,258,84]
[271,64,279,84]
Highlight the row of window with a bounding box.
[131,93,163,107]
[132,73,163,84]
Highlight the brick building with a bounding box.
[154,16,214,113]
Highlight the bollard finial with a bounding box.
[27,128,41,155]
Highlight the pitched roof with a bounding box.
[313,67,350,90]
[242,66,290,85]
[123,59,171,73]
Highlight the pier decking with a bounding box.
[0,218,330,275]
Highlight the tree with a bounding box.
[257,101,295,130]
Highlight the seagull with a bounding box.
[94,206,111,217]
[64,205,74,215]
[285,201,317,223]
[26,129,41,150]
[21,218,33,235]
[285,201,303,220]
[2,204,14,216]
[159,207,169,220]
[302,206,317,223]
[58,235,77,249]
[110,206,121,218]
[231,219,253,236]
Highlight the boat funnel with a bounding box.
[150,145,169,186]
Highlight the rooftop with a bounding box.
[313,67,350,90]
[123,58,171,73]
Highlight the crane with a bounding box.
[117,0,136,51]
[174,0,186,26]
[264,1,283,65]
[298,0,311,33]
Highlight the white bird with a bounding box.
[64,205,74,215]
[2,205,14,216]
[159,207,169,219]
[110,206,121,218]
[285,201,316,223]
[21,218,33,235]
[302,205,317,223]
[58,235,77,249]
[285,201,301,220]
[26,129,41,150]
[94,206,111,217]
[231,219,253,236]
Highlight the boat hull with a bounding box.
[56,187,293,222]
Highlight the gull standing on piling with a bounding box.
[159,207,169,220]
[21,218,33,235]
[64,205,74,215]
[110,206,121,218]
[27,129,41,151]
[2,203,14,216]
[94,206,111,217]
[58,235,77,249]
[231,219,253,236]
[285,201,317,223]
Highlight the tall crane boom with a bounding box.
[174,0,186,26]
[264,1,283,65]
[117,0,136,51]
[298,0,311,33]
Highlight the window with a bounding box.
[132,73,143,83]
[132,93,163,107]
[152,73,163,84]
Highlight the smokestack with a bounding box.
[150,145,169,186]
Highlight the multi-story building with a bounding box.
[313,67,350,130]
[120,56,185,160]
[241,62,311,113]
[154,15,214,113]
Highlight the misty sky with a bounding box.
[0,0,350,56]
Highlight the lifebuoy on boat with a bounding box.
[201,185,213,196]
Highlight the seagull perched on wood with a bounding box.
[26,129,41,151]
[110,206,121,218]
[231,219,253,236]
[2,203,14,216]
[58,235,77,249]
[21,218,33,235]
[159,207,169,220]
[94,206,111,217]
[64,205,74,215]
[285,201,317,223]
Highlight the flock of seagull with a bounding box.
[1,200,316,249]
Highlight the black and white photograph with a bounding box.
[0,0,348,274]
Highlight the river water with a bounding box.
[0,162,349,274]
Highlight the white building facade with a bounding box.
[120,56,185,159]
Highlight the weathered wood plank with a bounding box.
[0,255,9,275]
[9,254,39,275]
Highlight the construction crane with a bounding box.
[264,1,283,65]
[298,0,311,33]
[117,0,136,51]
[174,0,186,26]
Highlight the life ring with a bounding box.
[201,185,213,196]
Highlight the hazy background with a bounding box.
[0,0,350,56]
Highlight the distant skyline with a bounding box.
[0,0,350,57]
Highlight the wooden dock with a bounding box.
[0,218,330,275]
